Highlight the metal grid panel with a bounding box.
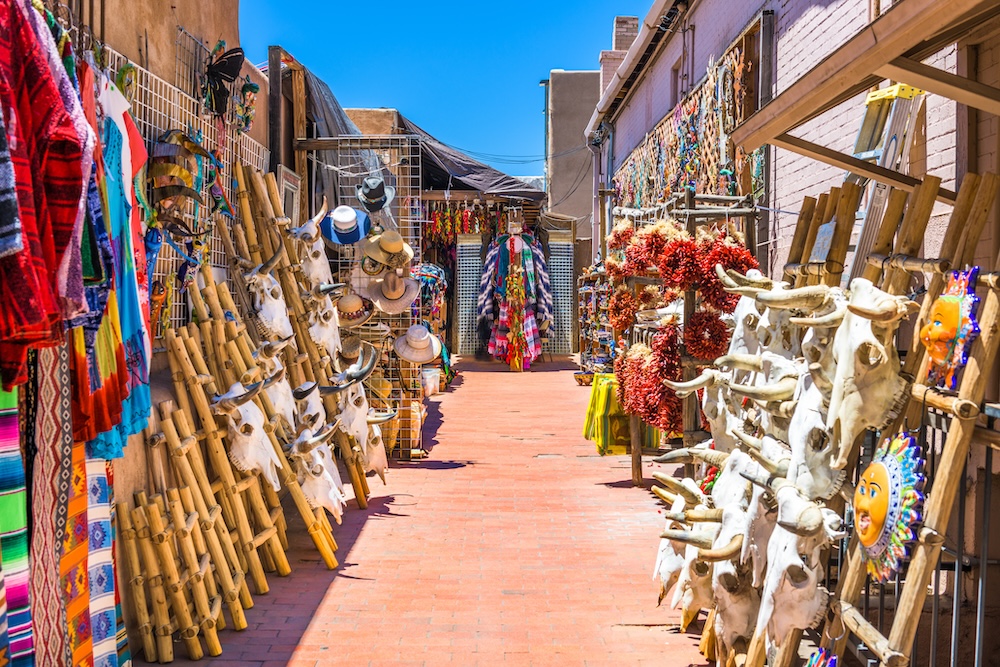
[456,236,484,356]
[546,241,575,354]
[310,136,423,456]
[102,46,269,333]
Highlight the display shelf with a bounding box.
[577,268,615,375]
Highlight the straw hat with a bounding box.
[340,335,361,361]
[321,205,371,245]
[393,324,442,365]
[335,293,375,328]
[361,229,414,268]
[365,271,420,315]
[355,321,392,342]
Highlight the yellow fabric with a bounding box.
[583,374,631,455]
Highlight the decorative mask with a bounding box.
[920,266,980,390]
[854,432,924,583]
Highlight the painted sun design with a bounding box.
[854,432,925,583]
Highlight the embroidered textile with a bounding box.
[85,459,115,667]
[0,388,32,666]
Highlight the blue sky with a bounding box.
[239,0,651,177]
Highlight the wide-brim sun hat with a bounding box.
[393,324,442,365]
[321,205,371,245]
[360,229,414,268]
[340,335,361,362]
[365,271,420,315]
[335,292,375,328]
[356,176,396,213]
[366,372,394,401]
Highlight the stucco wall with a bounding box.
[548,70,600,239]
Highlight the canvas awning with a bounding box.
[731,0,1000,204]
[396,115,546,202]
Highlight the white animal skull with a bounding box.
[254,336,297,433]
[826,278,918,469]
[291,424,348,522]
[213,381,284,492]
[288,197,335,288]
[243,249,294,340]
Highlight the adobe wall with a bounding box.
[548,70,600,239]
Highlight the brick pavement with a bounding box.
[159,357,708,666]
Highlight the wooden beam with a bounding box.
[291,68,308,224]
[876,56,1000,117]
[267,46,282,173]
[731,0,998,151]
[771,133,958,203]
[296,137,401,151]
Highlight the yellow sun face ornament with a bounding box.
[854,432,925,583]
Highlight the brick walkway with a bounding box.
[163,358,707,666]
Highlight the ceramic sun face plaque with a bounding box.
[854,432,925,584]
[920,266,980,391]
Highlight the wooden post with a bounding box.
[130,504,174,663]
[291,68,308,224]
[782,195,818,283]
[630,414,643,487]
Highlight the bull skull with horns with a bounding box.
[243,248,295,340]
[213,379,284,491]
[826,278,918,470]
[253,336,297,434]
[290,424,349,522]
[307,296,346,364]
[288,197,335,288]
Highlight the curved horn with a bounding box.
[367,408,397,424]
[685,508,724,523]
[258,334,295,359]
[317,383,351,396]
[651,472,704,506]
[731,429,763,451]
[697,534,744,562]
[651,486,678,505]
[790,305,847,328]
[659,530,715,550]
[739,470,792,492]
[689,449,730,468]
[756,285,830,310]
[727,268,773,289]
[847,298,919,322]
[778,505,825,537]
[313,282,347,297]
[213,380,264,411]
[727,376,797,402]
[664,369,719,397]
[744,446,789,477]
[715,264,740,289]
[714,354,764,372]
[257,246,285,275]
[262,366,286,389]
[289,224,319,243]
[346,343,379,382]
[808,362,833,393]
[293,382,318,401]
[293,423,338,454]
[653,448,696,465]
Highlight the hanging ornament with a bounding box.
[854,431,925,583]
[233,76,260,133]
[920,266,980,391]
[805,648,838,667]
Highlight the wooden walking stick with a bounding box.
[165,488,223,656]
[118,504,158,662]
[130,504,176,663]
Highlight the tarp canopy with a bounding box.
[298,67,393,209]
[397,115,546,202]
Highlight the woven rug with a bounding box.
[85,459,116,667]
[105,465,130,667]
[61,437,92,667]
[1,541,9,666]
[0,389,33,666]
[29,345,73,667]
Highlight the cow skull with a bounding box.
[243,248,294,340]
[254,335,297,433]
[826,279,918,469]
[291,424,348,522]
[213,380,284,492]
[288,197,335,288]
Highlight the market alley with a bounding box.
[167,358,705,667]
